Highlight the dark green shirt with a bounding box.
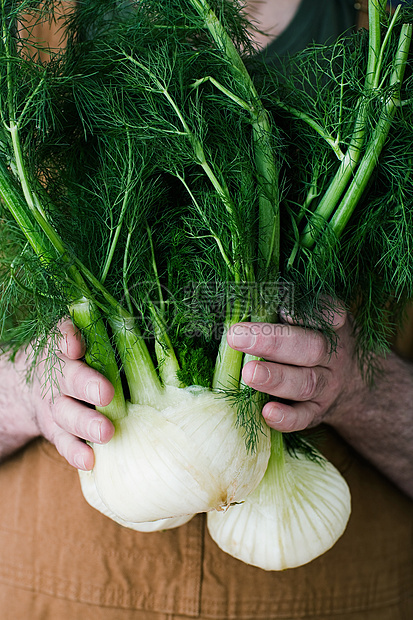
[262,0,358,61]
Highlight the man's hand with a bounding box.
[0,319,115,470]
[228,309,358,432]
[228,310,413,498]
[31,318,115,469]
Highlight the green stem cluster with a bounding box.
[288,0,412,264]
[188,0,280,285]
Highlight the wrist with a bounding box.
[0,349,41,460]
[325,349,405,436]
[324,356,369,432]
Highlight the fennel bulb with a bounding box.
[79,385,270,525]
[207,430,351,570]
[79,469,195,532]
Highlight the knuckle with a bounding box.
[268,327,289,359]
[53,396,87,439]
[50,395,66,422]
[298,368,318,400]
[69,365,89,399]
[268,328,283,354]
[271,365,286,391]
[45,394,54,411]
[56,332,69,356]
[72,415,88,440]
[333,307,347,330]
[253,324,283,358]
[313,338,326,366]
[309,336,327,366]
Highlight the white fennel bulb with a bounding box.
[207,430,351,570]
[80,384,271,526]
[79,469,195,531]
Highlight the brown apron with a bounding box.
[0,426,412,620]
[1,2,412,618]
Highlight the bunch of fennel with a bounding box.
[0,0,412,571]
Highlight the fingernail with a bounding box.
[89,419,102,443]
[86,381,101,405]
[74,454,87,470]
[230,328,256,350]
[265,405,285,425]
[251,363,270,386]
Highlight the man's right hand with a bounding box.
[0,319,115,470]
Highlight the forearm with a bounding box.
[328,352,413,499]
[0,350,40,461]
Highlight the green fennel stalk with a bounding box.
[188,0,280,288]
[296,2,411,251]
